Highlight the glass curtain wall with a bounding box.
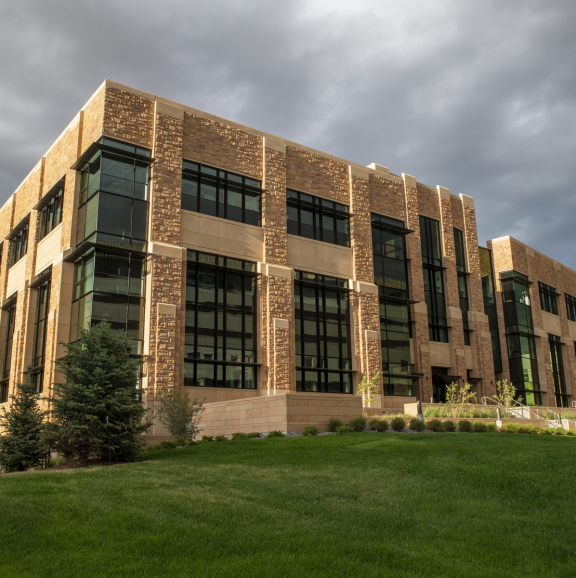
[454,228,471,345]
[500,270,541,405]
[185,251,257,389]
[420,216,448,342]
[372,214,413,396]
[295,271,352,393]
[479,247,503,373]
[549,334,569,407]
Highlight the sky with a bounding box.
[1,0,575,265]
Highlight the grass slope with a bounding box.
[1,433,575,578]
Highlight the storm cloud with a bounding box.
[1,0,575,264]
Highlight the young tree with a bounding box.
[356,372,382,408]
[0,374,46,472]
[494,379,521,408]
[155,390,204,441]
[445,381,476,418]
[45,321,152,464]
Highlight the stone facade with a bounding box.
[1,79,572,440]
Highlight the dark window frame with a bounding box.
[30,279,51,393]
[454,228,471,346]
[184,250,258,389]
[549,334,569,408]
[0,301,17,400]
[38,189,63,240]
[287,189,350,247]
[539,281,559,315]
[566,293,576,322]
[479,247,503,373]
[8,223,29,268]
[295,270,352,394]
[181,160,262,226]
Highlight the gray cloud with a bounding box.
[1,0,576,265]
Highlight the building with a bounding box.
[0,80,573,437]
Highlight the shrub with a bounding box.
[426,419,444,432]
[348,416,367,432]
[185,440,199,446]
[246,432,261,439]
[336,425,354,434]
[302,426,320,436]
[200,435,214,443]
[155,390,204,442]
[328,418,343,432]
[146,444,160,451]
[232,432,248,440]
[409,419,426,432]
[390,417,406,432]
[457,420,473,433]
[554,427,568,436]
[443,420,456,432]
[371,419,389,432]
[159,440,178,449]
[214,435,227,442]
[500,423,520,434]
[566,430,576,437]
[517,424,537,434]
[266,430,285,438]
[472,421,488,433]
[486,422,497,432]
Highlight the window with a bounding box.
[380,301,412,396]
[287,190,350,247]
[0,301,16,401]
[295,271,352,393]
[38,189,63,240]
[420,216,447,342]
[566,294,576,322]
[30,280,50,393]
[77,138,150,251]
[71,250,145,353]
[182,161,261,226]
[549,334,569,408]
[500,270,541,405]
[454,228,471,345]
[479,247,503,373]
[539,282,559,315]
[185,250,257,389]
[8,223,28,267]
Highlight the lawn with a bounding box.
[1,433,575,578]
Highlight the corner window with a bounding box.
[38,189,63,240]
[295,271,352,393]
[185,250,257,389]
[539,282,559,315]
[287,190,350,247]
[181,161,261,226]
[8,224,29,267]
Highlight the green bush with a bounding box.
[232,432,248,440]
[566,430,576,437]
[336,425,354,434]
[517,424,537,434]
[486,422,497,432]
[500,423,520,434]
[328,418,343,432]
[302,426,320,436]
[146,444,160,451]
[159,440,178,449]
[214,435,227,442]
[266,430,285,438]
[185,440,199,446]
[200,436,214,443]
[457,420,473,433]
[472,421,488,433]
[370,419,388,432]
[246,432,261,439]
[443,420,456,432]
[390,417,406,432]
[426,419,444,432]
[348,417,367,432]
[409,419,426,432]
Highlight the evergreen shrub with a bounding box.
[302,426,320,436]
[409,419,426,432]
[348,417,367,432]
[391,417,406,432]
[457,420,473,433]
[328,418,343,432]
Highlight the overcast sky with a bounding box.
[1,0,575,266]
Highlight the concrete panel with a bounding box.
[541,311,562,336]
[287,235,353,277]
[35,225,62,274]
[429,342,452,367]
[6,258,27,296]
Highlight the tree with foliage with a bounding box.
[0,373,46,472]
[494,379,521,408]
[356,371,382,408]
[445,381,477,418]
[45,321,152,464]
[155,390,204,441]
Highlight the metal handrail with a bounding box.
[481,396,566,428]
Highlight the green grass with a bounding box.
[1,434,575,578]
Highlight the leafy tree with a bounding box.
[45,321,152,464]
[0,374,46,472]
[356,371,382,407]
[494,379,521,408]
[155,390,204,441]
[445,381,476,418]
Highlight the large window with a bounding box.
[539,282,559,315]
[454,228,471,345]
[566,293,576,322]
[77,138,150,251]
[182,161,261,226]
[71,250,145,354]
[380,300,412,396]
[287,190,350,247]
[8,223,28,267]
[185,251,257,389]
[38,188,63,240]
[501,270,541,405]
[0,301,16,402]
[479,247,503,373]
[420,216,448,342]
[30,280,50,393]
[549,334,569,408]
[295,271,352,393]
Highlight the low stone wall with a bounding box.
[199,392,363,437]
